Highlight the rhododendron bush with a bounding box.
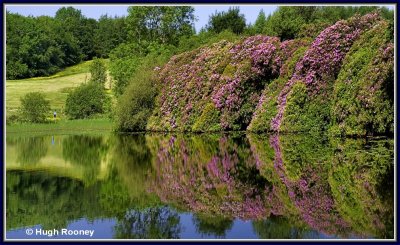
[251,13,390,133]
[145,12,392,136]
[147,36,284,131]
[330,21,394,136]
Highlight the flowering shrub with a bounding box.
[248,43,309,132]
[329,21,394,136]
[147,35,283,131]
[144,13,392,136]
[270,13,381,132]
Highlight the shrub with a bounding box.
[6,114,22,124]
[192,103,221,132]
[109,42,175,96]
[19,92,51,123]
[270,13,380,132]
[148,35,283,132]
[248,44,310,132]
[330,21,394,136]
[65,82,109,119]
[115,44,174,132]
[115,69,157,132]
[89,58,107,85]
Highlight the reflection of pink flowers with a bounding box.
[149,135,284,220]
[269,135,351,236]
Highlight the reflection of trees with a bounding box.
[6,133,394,239]
[269,135,351,237]
[14,136,48,166]
[110,134,157,206]
[252,216,309,239]
[192,214,233,238]
[62,135,108,185]
[113,207,181,239]
[6,170,102,230]
[98,134,160,217]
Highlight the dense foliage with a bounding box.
[206,7,246,34]
[147,35,285,131]
[89,58,107,85]
[6,6,394,136]
[145,11,393,136]
[329,21,394,136]
[248,12,393,135]
[19,92,51,123]
[6,8,127,79]
[65,82,110,119]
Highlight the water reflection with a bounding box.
[192,214,233,238]
[12,137,48,166]
[62,135,108,185]
[5,133,394,239]
[114,207,181,239]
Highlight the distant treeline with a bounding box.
[6,7,128,79]
[6,6,393,82]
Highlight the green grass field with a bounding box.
[5,59,112,117]
[6,118,114,135]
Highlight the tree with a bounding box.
[254,9,267,34]
[19,92,50,123]
[126,6,195,46]
[206,7,246,34]
[94,15,128,58]
[264,6,310,40]
[55,7,96,60]
[6,13,66,78]
[6,12,81,79]
[89,58,107,85]
[115,64,157,131]
[65,83,109,119]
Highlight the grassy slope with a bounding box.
[5,59,112,117]
[5,59,115,134]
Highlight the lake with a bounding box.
[5,132,394,240]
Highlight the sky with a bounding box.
[5,4,394,33]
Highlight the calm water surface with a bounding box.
[5,133,394,239]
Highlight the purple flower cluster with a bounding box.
[270,13,380,131]
[148,35,283,131]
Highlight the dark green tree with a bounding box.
[254,9,267,34]
[55,7,97,60]
[94,15,128,58]
[264,6,313,40]
[6,13,66,78]
[206,7,246,34]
